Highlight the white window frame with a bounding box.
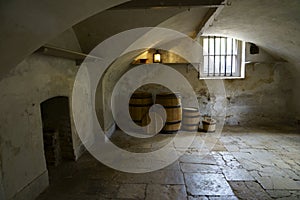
[199,36,245,80]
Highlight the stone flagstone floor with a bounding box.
[37,126,300,200]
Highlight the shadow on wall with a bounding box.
[40,96,75,169]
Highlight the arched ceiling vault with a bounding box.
[0,0,129,78]
[73,7,210,53]
[203,0,300,65]
[1,0,299,79]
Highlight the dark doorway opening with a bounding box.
[40,96,75,172]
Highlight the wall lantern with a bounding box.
[153,50,162,63]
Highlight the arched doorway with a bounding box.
[40,96,75,169]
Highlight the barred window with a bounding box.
[200,36,245,79]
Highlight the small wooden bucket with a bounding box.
[202,117,216,132]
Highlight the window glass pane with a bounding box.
[233,40,237,55]
[215,37,220,55]
[203,38,208,55]
[221,38,226,55]
[209,37,214,55]
[215,56,220,74]
[203,56,208,73]
[226,56,232,75]
[227,38,232,55]
[232,55,237,73]
[209,55,214,75]
[220,55,225,74]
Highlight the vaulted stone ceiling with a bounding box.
[0,0,129,77]
[73,7,210,53]
[203,0,300,65]
[1,0,300,75]
[72,0,300,67]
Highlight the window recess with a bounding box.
[200,36,245,79]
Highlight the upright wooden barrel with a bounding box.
[129,92,153,126]
[155,93,182,133]
[182,107,200,132]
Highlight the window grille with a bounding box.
[201,36,245,79]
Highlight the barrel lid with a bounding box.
[183,107,199,112]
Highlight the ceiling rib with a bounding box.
[194,8,217,39]
[196,0,228,38]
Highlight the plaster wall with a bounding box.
[96,51,142,131]
[0,54,80,200]
[134,63,294,126]
[0,28,82,199]
[291,64,300,127]
[202,0,300,125]
[0,155,4,199]
[45,29,86,160]
[98,49,294,130]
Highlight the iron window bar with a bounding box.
[231,38,234,76]
[208,36,210,76]
[225,38,227,76]
[213,36,216,76]
[219,36,221,76]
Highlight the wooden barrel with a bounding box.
[129,92,153,126]
[182,107,200,132]
[155,93,182,133]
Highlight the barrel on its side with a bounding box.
[129,92,153,126]
[182,107,200,132]
[155,93,182,133]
